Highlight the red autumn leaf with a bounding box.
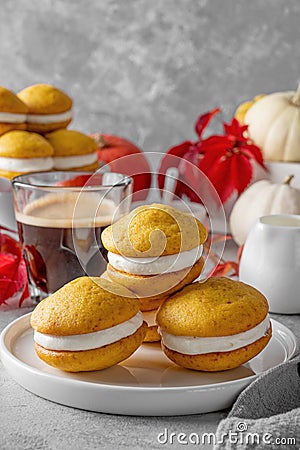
[237,244,244,263]
[0,233,22,259]
[210,261,239,277]
[223,118,248,138]
[158,109,220,202]
[198,118,264,202]
[198,135,231,153]
[195,108,220,138]
[0,253,17,279]
[230,153,253,195]
[159,110,265,204]
[200,155,236,204]
[240,143,266,169]
[18,281,29,307]
[0,234,28,306]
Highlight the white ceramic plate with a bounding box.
[0,314,297,416]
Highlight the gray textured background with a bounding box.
[0,0,299,153]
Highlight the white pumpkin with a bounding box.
[244,83,300,162]
[229,175,300,246]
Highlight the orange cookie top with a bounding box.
[102,203,207,257]
[17,84,72,114]
[45,129,98,156]
[0,86,29,114]
[30,276,140,336]
[0,130,54,158]
[156,277,269,337]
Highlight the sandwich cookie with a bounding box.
[0,86,28,135]
[102,203,207,340]
[30,276,147,372]
[45,129,99,171]
[0,130,54,179]
[102,203,207,306]
[17,84,73,133]
[156,277,272,372]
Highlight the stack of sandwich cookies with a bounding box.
[156,277,272,371]
[102,203,207,342]
[45,129,99,171]
[30,276,147,372]
[0,86,28,136]
[0,130,54,179]
[17,84,73,133]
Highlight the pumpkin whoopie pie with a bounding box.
[17,84,73,133]
[45,129,99,171]
[0,130,54,179]
[156,277,272,372]
[30,276,147,372]
[101,203,207,341]
[0,86,28,135]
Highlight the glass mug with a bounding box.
[12,171,133,302]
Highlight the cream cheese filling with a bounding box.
[0,112,27,123]
[0,156,54,172]
[26,109,73,124]
[159,315,270,355]
[33,311,143,351]
[53,152,97,169]
[108,245,203,275]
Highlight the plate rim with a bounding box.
[0,312,297,393]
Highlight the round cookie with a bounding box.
[45,129,99,171]
[0,86,28,135]
[102,203,207,312]
[31,276,147,372]
[102,203,207,257]
[0,130,54,179]
[17,84,73,133]
[156,277,272,372]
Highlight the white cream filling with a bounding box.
[0,156,54,172]
[159,315,270,355]
[33,311,143,351]
[0,112,27,123]
[108,245,203,275]
[26,109,73,124]
[53,152,97,169]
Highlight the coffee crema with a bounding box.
[16,192,116,228]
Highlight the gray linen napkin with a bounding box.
[213,355,300,449]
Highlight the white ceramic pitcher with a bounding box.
[239,214,300,314]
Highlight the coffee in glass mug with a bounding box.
[12,171,132,302]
